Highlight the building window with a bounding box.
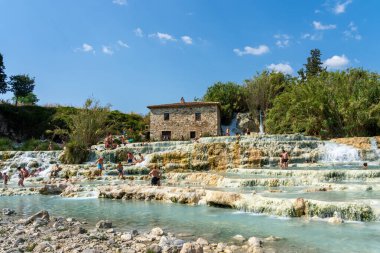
[195,112,201,121]
[164,113,170,121]
[190,131,196,139]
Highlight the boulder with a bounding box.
[232,234,246,242]
[39,184,67,195]
[196,238,209,246]
[247,237,262,247]
[96,220,112,229]
[328,211,344,224]
[205,191,240,208]
[2,208,16,216]
[24,210,50,225]
[180,242,203,253]
[121,233,133,241]
[293,198,306,217]
[147,244,162,253]
[151,227,164,236]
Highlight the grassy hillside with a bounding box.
[0,103,148,143]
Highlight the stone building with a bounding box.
[147,99,221,141]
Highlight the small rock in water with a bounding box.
[264,235,282,242]
[248,237,263,247]
[96,220,112,229]
[293,198,306,217]
[151,227,164,236]
[130,229,139,237]
[328,211,343,224]
[25,210,50,225]
[2,208,16,216]
[196,237,209,246]
[177,232,194,237]
[232,234,246,242]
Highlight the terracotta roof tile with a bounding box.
[147,102,220,109]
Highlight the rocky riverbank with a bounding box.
[0,208,277,253]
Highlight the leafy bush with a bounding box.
[0,137,13,151]
[60,141,89,164]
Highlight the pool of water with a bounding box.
[0,195,379,253]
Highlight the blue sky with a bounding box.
[0,0,379,114]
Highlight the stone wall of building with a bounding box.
[149,105,221,141]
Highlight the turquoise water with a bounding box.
[0,195,379,253]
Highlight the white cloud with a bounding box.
[343,22,362,40]
[233,45,270,56]
[267,63,293,75]
[117,40,129,48]
[82,43,94,52]
[324,55,349,69]
[181,36,193,45]
[313,21,336,30]
[102,46,114,55]
[274,34,290,48]
[149,32,177,42]
[334,0,352,14]
[112,0,127,5]
[301,33,323,41]
[134,28,143,37]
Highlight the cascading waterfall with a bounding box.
[0,151,61,179]
[259,110,264,135]
[370,137,380,159]
[319,142,361,163]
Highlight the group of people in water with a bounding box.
[96,152,160,185]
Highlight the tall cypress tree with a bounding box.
[0,53,7,94]
[304,49,325,78]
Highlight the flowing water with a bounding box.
[0,195,379,253]
[1,135,380,252]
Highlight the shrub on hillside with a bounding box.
[60,141,89,164]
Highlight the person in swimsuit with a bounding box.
[137,153,144,163]
[149,166,162,186]
[97,157,104,175]
[127,152,135,164]
[280,149,289,169]
[362,163,368,170]
[117,162,124,179]
[3,172,9,185]
[17,167,25,187]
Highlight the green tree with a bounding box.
[0,53,7,94]
[12,92,39,105]
[245,71,292,125]
[9,74,35,106]
[266,69,380,138]
[203,82,248,124]
[298,49,325,81]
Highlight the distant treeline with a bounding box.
[202,49,380,138]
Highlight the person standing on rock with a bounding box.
[17,167,25,187]
[117,162,124,179]
[280,149,289,169]
[97,157,104,176]
[3,172,9,185]
[149,166,162,186]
